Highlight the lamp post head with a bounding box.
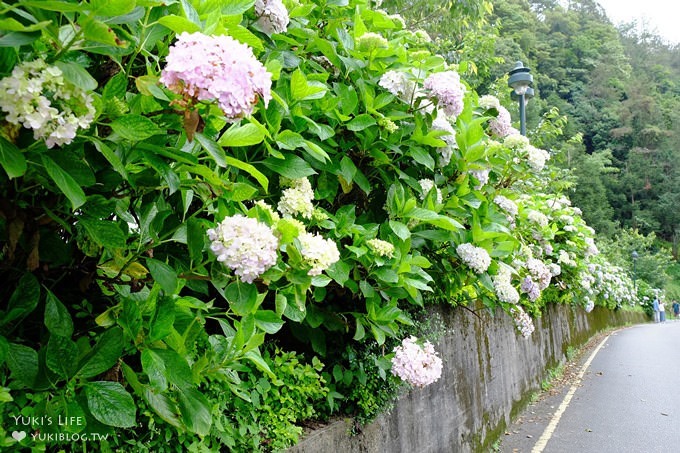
[508,61,533,96]
[511,86,534,104]
[632,251,639,260]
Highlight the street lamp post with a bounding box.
[508,61,533,136]
[632,251,639,293]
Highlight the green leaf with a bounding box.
[80,17,125,47]
[373,268,398,283]
[0,31,40,47]
[225,281,259,315]
[46,334,79,378]
[149,297,176,342]
[79,219,127,249]
[88,137,127,177]
[3,273,40,327]
[194,132,226,167]
[218,123,265,147]
[0,18,51,33]
[146,258,178,294]
[77,327,124,379]
[21,1,85,11]
[186,218,205,262]
[275,130,305,150]
[85,381,136,428]
[224,156,269,191]
[0,336,7,366]
[290,69,327,101]
[220,0,255,14]
[55,61,98,91]
[110,115,162,141]
[254,310,284,334]
[143,388,183,428]
[389,220,411,240]
[153,349,193,388]
[7,343,38,388]
[102,72,128,100]
[120,298,142,341]
[243,349,275,379]
[42,155,86,210]
[177,386,212,436]
[262,154,316,179]
[141,349,168,391]
[140,150,180,193]
[44,291,74,337]
[325,259,351,286]
[0,136,26,178]
[408,147,435,170]
[347,114,376,131]
[158,15,201,33]
[222,24,264,52]
[229,182,258,201]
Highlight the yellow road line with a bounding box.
[532,333,611,453]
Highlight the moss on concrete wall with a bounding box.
[289,304,647,453]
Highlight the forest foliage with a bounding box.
[0,0,673,451]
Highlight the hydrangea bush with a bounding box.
[0,0,647,450]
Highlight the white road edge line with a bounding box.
[531,333,611,453]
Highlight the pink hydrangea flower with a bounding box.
[423,71,465,120]
[489,105,513,138]
[391,336,443,387]
[511,306,535,338]
[160,32,272,121]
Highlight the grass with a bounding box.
[540,363,565,392]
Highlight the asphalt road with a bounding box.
[501,321,680,453]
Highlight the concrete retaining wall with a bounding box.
[290,304,646,453]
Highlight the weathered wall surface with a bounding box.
[289,304,646,453]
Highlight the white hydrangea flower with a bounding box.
[527,210,549,227]
[546,199,564,210]
[456,243,491,274]
[548,263,561,276]
[431,111,457,166]
[298,232,340,276]
[478,95,501,110]
[494,195,519,217]
[584,237,599,256]
[504,133,530,150]
[413,29,432,43]
[558,250,577,267]
[357,32,389,51]
[469,168,490,189]
[494,266,520,304]
[208,215,279,283]
[418,178,443,204]
[379,70,416,100]
[526,145,550,171]
[389,13,406,28]
[367,238,395,258]
[584,298,595,313]
[277,177,315,219]
[0,59,95,148]
[254,0,290,35]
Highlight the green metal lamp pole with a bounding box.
[508,61,533,136]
